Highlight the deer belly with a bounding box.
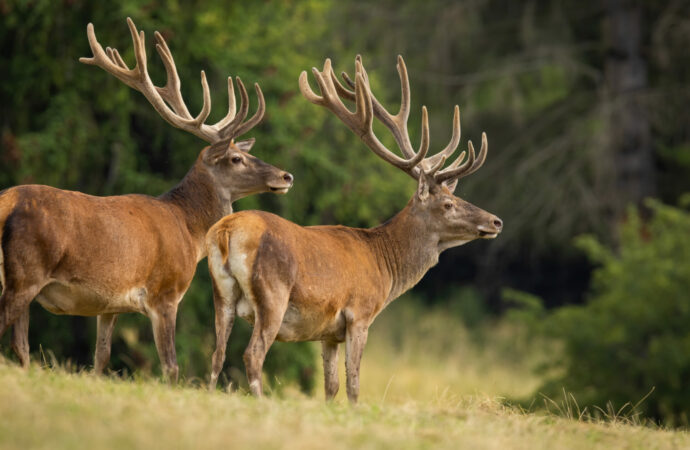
[276,304,346,343]
[236,298,346,342]
[35,282,147,316]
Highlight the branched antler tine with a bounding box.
[126,18,146,77]
[465,132,488,175]
[153,31,192,119]
[110,48,129,70]
[330,69,355,101]
[105,47,116,64]
[230,83,266,138]
[447,141,475,176]
[419,106,430,155]
[350,56,418,158]
[351,56,427,167]
[301,58,427,179]
[341,70,355,90]
[342,67,397,127]
[321,59,339,99]
[226,77,237,121]
[190,70,212,127]
[354,72,373,131]
[425,106,461,168]
[153,33,178,94]
[426,155,447,175]
[214,77,237,130]
[105,47,127,71]
[352,71,422,170]
[80,24,119,73]
[311,66,334,104]
[82,18,271,143]
[79,23,101,64]
[235,77,250,123]
[445,150,467,171]
[299,70,324,105]
[354,55,370,85]
[396,55,411,123]
[219,77,250,138]
[436,133,488,182]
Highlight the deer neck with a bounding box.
[159,161,229,253]
[370,201,440,303]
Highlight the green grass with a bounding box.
[1,300,688,449]
[0,363,687,450]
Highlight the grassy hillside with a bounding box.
[0,363,687,450]
[0,301,688,449]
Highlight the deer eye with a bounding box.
[230,155,242,164]
[444,203,453,210]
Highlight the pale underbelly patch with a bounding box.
[36,282,148,316]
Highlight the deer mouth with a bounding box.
[267,182,292,194]
[268,186,290,194]
[477,225,500,239]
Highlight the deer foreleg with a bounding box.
[94,313,119,375]
[11,307,30,368]
[322,340,340,401]
[149,302,180,383]
[345,322,369,404]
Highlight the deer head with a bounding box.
[80,18,293,205]
[299,55,501,251]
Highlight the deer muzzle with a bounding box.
[477,216,503,239]
[268,172,294,194]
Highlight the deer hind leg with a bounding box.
[149,301,180,383]
[322,340,340,401]
[209,275,240,391]
[0,283,43,344]
[345,320,369,405]
[242,288,289,398]
[94,313,119,375]
[11,307,30,368]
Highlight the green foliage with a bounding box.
[502,287,545,328]
[536,199,690,425]
[437,286,490,329]
[2,0,690,397]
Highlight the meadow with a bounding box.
[1,300,687,450]
[2,2,689,448]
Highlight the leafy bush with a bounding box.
[536,198,690,425]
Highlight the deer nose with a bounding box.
[282,173,294,184]
[493,217,503,230]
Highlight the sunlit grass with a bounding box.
[0,299,688,449]
[0,362,687,450]
[347,299,543,404]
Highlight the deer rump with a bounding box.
[208,210,392,343]
[0,185,195,317]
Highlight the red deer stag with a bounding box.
[0,18,293,381]
[205,56,502,402]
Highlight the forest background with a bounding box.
[2,0,689,425]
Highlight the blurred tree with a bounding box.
[537,198,690,425]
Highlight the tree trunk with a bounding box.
[604,0,655,210]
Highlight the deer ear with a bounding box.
[417,175,430,202]
[203,141,231,165]
[444,178,459,194]
[234,138,256,153]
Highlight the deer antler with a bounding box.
[306,55,487,185]
[300,57,429,179]
[80,18,264,144]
